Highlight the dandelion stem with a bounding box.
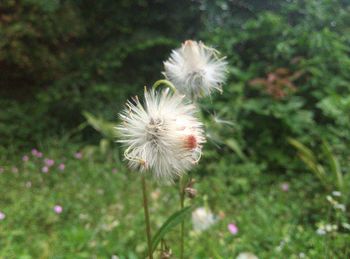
[179,175,185,259]
[141,175,153,259]
[152,79,177,93]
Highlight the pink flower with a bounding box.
[0,167,4,173]
[54,205,63,214]
[58,163,65,171]
[32,149,43,158]
[228,223,238,235]
[112,168,118,174]
[74,152,82,159]
[281,182,289,192]
[42,166,49,173]
[22,155,29,162]
[44,158,55,167]
[12,167,18,173]
[0,211,5,220]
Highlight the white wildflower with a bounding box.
[117,89,205,182]
[332,191,342,197]
[192,207,217,232]
[334,203,346,212]
[236,252,259,259]
[342,222,350,230]
[316,223,337,235]
[316,227,326,235]
[163,40,227,99]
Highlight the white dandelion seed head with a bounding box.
[163,40,228,99]
[117,89,205,182]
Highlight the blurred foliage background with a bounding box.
[0,0,350,257]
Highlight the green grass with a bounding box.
[0,142,349,258]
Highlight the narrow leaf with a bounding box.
[82,111,117,139]
[322,141,343,190]
[287,137,316,162]
[151,206,192,253]
[225,139,247,161]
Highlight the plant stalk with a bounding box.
[179,176,185,259]
[141,175,153,259]
[152,79,177,93]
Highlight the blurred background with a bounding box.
[0,0,349,258]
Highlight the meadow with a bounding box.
[1,140,348,258]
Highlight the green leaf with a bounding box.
[322,141,343,190]
[225,138,247,161]
[151,206,192,253]
[99,139,110,155]
[287,137,316,162]
[82,111,117,140]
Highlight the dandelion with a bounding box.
[22,155,29,162]
[58,163,65,171]
[0,211,5,220]
[74,152,83,159]
[228,223,239,235]
[54,205,63,214]
[42,166,49,173]
[192,207,217,232]
[117,89,205,182]
[163,40,227,99]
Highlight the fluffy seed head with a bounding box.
[117,89,205,182]
[163,40,227,99]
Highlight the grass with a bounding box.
[0,141,349,258]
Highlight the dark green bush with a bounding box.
[199,0,350,172]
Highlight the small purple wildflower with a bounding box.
[44,158,55,167]
[74,152,83,159]
[58,163,65,171]
[22,155,29,162]
[228,223,238,235]
[0,211,5,220]
[281,182,289,192]
[32,149,43,158]
[54,205,63,214]
[42,166,49,173]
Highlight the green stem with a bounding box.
[152,79,177,93]
[179,176,185,259]
[141,175,153,259]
